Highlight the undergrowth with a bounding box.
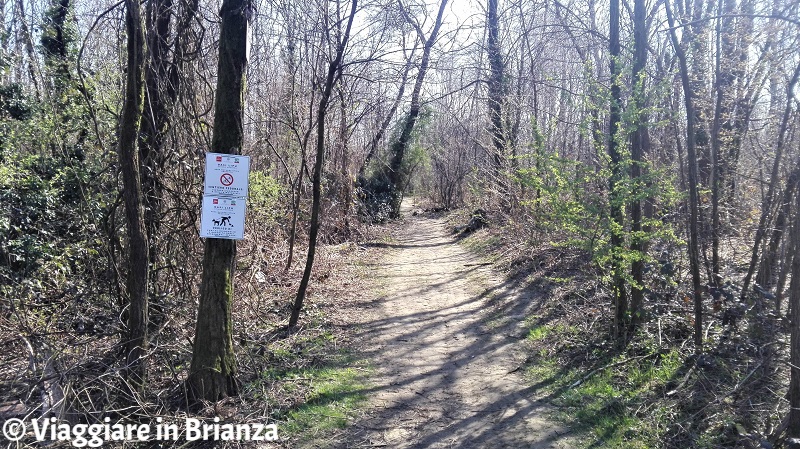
[455,215,789,449]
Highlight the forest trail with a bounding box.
[338,199,576,448]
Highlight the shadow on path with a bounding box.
[334,200,579,449]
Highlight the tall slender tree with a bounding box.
[608,0,628,341]
[629,0,650,329]
[290,0,358,328]
[486,0,508,208]
[382,0,449,218]
[118,0,149,386]
[665,0,705,353]
[788,181,800,437]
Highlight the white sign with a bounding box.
[204,152,251,198]
[200,196,247,240]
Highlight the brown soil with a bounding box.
[336,199,577,448]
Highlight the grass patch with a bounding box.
[240,324,373,447]
[250,355,372,446]
[461,233,502,261]
[523,322,686,447]
[527,323,578,342]
[281,364,370,437]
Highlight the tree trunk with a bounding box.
[289,0,358,328]
[608,0,628,342]
[486,0,508,208]
[119,0,149,388]
[788,181,800,437]
[758,163,799,291]
[188,0,251,401]
[138,0,173,322]
[285,162,304,272]
[338,88,352,230]
[688,0,713,187]
[740,62,800,302]
[708,0,727,286]
[629,0,650,329]
[383,0,449,218]
[356,41,416,183]
[666,0,704,354]
[14,0,41,100]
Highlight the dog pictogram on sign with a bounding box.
[200,196,246,239]
[220,173,234,186]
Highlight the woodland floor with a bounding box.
[329,199,579,448]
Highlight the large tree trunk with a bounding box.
[119,0,149,388]
[140,0,200,240]
[665,0,704,354]
[289,0,358,328]
[188,0,251,401]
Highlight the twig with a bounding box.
[666,364,697,396]
[570,353,655,388]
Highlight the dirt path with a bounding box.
[339,200,575,448]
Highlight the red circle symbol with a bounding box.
[220,173,234,186]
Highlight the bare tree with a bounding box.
[290,0,358,328]
[788,177,800,437]
[486,0,508,208]
[665,0,705,353]
[118,0,149,387]
[740,61,800,302]
[377,0,449,218]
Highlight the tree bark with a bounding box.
[119,0,149,388]
[665,0,704,354]
[608,0,628,342]
[740,62,800,302]
[383,0,449,218]
[289,0,358,329]
[788,180,800,437]
[188,0,251,401]
[629,0,650,329]
[486,0,508,208]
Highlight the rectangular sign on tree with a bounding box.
[199,196,247,239]
[200,152,251,240]
[204,152,251,197]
